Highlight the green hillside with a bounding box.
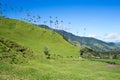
[0,17,79,57]
[0,17,120,80]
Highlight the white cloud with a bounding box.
[105,33,120,39]
[88,34,97,38]
[88,33,120,42]
[104,33,120,42]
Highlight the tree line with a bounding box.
[80,47,120,59]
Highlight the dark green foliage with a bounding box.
[80,47,94,59]
[43,47,50,59]
[52,54,63,60]
[0,36,33,64]
[93,51,120,59]
[79,46,120,59]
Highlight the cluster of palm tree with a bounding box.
[0,2,75,40]
[0,2,72,31]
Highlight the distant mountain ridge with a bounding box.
[39,25,120,51]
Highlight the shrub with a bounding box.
[80,47,93,59]
[43,47,50,59]
[0,36,33,64]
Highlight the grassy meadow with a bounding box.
[0,17,120,80]
[0,58,120,80]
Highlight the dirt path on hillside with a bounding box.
[106,63,120,68]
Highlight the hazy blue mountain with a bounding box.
[55,30,119,51]
[39,25,119,51]
[107,42,116,46]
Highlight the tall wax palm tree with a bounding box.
[60,20,63,30]
[49,16,54,36]
[37,15,41,25]
[83,28,86,36]
[4,3,8,17]
[81,27,86,48]
[0,2,2,17]
[55,17,59,29]
[26,10,31,22]
[44,21,47,25]
[19,7,23,20]
[43,21,47,30]
[0,2,2,24]
[68,22,71,40]
[49,16,53,28]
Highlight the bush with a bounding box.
[43,47,50,59]
[0,36,33,64]
[80,47,94,59]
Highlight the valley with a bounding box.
[0,17,120,80]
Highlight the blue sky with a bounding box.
[1,0,120,42]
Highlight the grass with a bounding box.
[94,59,120,64]
[0,17,79,57]
[0,58,120,80]
[0,17,120,80]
